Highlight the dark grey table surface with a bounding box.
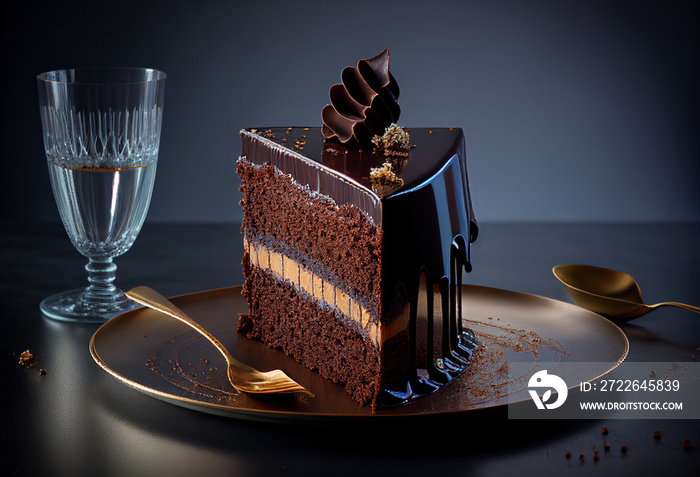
[2,222,699,476]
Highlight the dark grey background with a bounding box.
[2,0,698,224]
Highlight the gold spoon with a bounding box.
[553,264,700,322]
[126,286,313,397]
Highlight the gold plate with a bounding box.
[90,285,628,422]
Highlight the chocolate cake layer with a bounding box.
[239,263,381,406]
[238,158,381,312]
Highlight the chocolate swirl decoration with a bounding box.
[322,49,400,146]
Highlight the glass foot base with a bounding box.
[40,288,138,323]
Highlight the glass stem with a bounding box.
[78,257,126,310]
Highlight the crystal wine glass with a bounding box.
[37,68,166,322]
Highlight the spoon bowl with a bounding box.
[552,264,700,322]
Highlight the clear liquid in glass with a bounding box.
[47,159,157,259]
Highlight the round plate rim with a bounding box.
[90,284,629,423]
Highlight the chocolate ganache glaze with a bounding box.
[321,49,400,146]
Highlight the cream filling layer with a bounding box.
[245,238,381,346]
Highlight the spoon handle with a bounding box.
[125,286,256,373]
[651,302,700,314]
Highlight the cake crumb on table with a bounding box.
[18,349,35,368]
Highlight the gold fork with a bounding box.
[125,286,313,397]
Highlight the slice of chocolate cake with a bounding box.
[237,50,478,408]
